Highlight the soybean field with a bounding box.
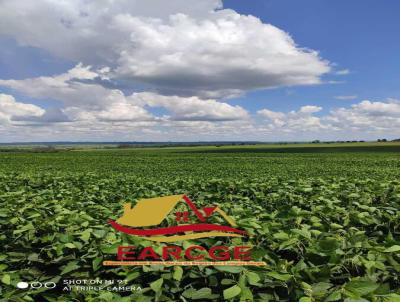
[0,143,399,301]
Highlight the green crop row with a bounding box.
[0,173,399,301]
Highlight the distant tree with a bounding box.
[32,146,58,153]
[117,144,133,148]
[311,140,321,144]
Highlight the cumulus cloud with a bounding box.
[0,94,44,124]
[299,105,323,114]
[0,64,123,110]
[0,0,222,61]
[12,107,71,124]
[1,94,399,142]
[63,103,152,123]
[326,99,400,131]
[0,0,330,97]
[132,92,249,121]
[0,65,248,125]
[257,99,400,138]
[257,105,324,132]
[0,65,249,141]
[0,64,154,123]
[112,12,330,97]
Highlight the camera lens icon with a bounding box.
[17,282,29,289]
[16,281,56,289]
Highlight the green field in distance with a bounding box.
[0,142,399,179]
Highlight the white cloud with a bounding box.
[326,99,400,131]
[0,94,44,123]
[256,99,400,139]
[112,12,330,97]
[0,65,248,125]
[256,109,285,122]
[1,96,399,142]
[257,105,324,132]
[299,105,322,114]
[64,103,153,123]
[0,64,153,123]
[0,0,222,61]
[0,64,122,110]
[335,95,358,100]
[353,99,400,116]
[132,92,249,121]
[0,0,330,97]
[335,69,350,75]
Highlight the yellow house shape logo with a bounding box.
[109,194,247,242]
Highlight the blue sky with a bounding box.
[224,0,400,113]
[0,0,399,142]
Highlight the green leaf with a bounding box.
[246,271,260,285]
[344,280,379,296]
[80,229,91,242]
[60,261,80,275]
[0,264,8,272]
[266,271,292,281]
[92,257,102,271]
[150,278,163,293]
[292,228,311,240]
[191,288,213,300]
[221,279,236,285]
[173,266,183,281]
[182,288,196,298]
[344,298,369,302]
[299,298,312,302]
[273,232,289,240]
[312,282,332,297]
[215,266,244,273]
[380,294,400,302]
[239,286,253,301]
[330,223,343,230]
[318,238,339,252]
[258,293,274,301]
[223,285,241,300]
[383,245,400,253]
[125,271,140,282]
[27,253,40,262]
[13,223,34,235]
[98,291,114,302]
[64,243,76,249]
[1,274,11,285]
[325,291,341,301]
